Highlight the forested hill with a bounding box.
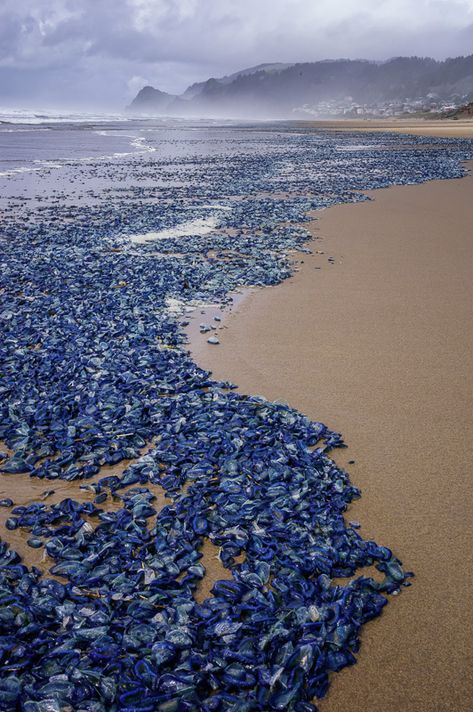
[128,55,473,119]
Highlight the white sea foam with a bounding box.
[165,297,219,316]
[93,131,156,156]
[129,216,220,244]
[0,158,81,178]
[0,166,43,177]
[336,144,385,151]
[130,135,156,154]
[196,204,232,211]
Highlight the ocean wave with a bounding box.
[0,165,43,177]
[0,109,130,125]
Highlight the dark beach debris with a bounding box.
[0,125,469,710]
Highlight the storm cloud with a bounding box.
[1,0,473,109]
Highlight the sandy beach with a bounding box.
[298,118,473,139]
[189,160,473,710]
[1,118,472,709]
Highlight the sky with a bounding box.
[1,0,473,110]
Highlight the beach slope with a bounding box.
[298,118,473,139]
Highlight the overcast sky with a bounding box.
[1,0,473,109]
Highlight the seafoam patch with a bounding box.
[129,216,221,244]
[165,296,219,316]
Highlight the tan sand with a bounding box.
[0,440,169,573]
[188,163,473,710]
[298,118,473,139]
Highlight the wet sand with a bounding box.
[189,163,473,710]
[0,442,170,574]
[298,118,473,139]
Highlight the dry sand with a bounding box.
[298,118,473,139]
[189,162,473,710]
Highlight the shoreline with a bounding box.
[188,161,473,710]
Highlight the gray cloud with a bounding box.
[1,0,473,109]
